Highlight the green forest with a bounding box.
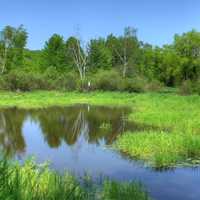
[1,25,200,94]
[1,23,200,200]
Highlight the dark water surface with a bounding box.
[0,105,200,200]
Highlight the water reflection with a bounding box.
[0,104,151,156]
[0,108,26,155]
[1,105,200,200]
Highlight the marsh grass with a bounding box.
[114,131,200,168]
[0,159,151,200]
[1,91,200,168]
[0,159,85,200]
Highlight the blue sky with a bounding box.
[1,0,199,50]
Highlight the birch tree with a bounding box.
[0,25,27,74]
[107,27,139,78]
[66,36,88,81]
[0,26,14,74]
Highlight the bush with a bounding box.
[178,80,194,95]
[0,71,50,91]
[92,70,122,91]
[0,70,79,91]
[144,79,164,92]
[190,79,200,95]
[53,72,78,91]
[120,77,147,93]
[0,69,164,93]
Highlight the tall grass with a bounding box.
[0,159,151,200]
[114,131,200,168]
[1,91,200,168]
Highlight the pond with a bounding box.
[0,104,200,200]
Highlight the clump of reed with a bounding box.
[114,131,200,168]
[0,158,151,200]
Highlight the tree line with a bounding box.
[0,25,200,93]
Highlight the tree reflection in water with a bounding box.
[0,104,154,157]
[0,108,26,156]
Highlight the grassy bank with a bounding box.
[113,93,200,168]
[0,159,150,200]
[0,91,134,108]
[114,131,200,168]
[0,91,200,167]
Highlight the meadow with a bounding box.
[1,91,200,199]
[0,91,200,168]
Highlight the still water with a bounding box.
[0,105,200,200]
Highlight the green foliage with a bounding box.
[102,180,150,200]
[0,159,150,200]
[90,70,162,93]
[92,69,122,91]
[65,36,79,69]
[106,34,121,66]
[54,71,79,91]
[120,77,148,92]
[0,25,27,72]
[0,71,48,91]
[178,80,194,95]
[65,37,83,65]
[178,79,200,95]
[114,131,200,168]
[0,159,87,200]
[0,90,200,168]
[23,49,44,72]
[0,69,81,91]
[1,25,200,94]
[88,38,112,70]
[174,30,200,81]
[43,34,66,71]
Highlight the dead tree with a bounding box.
[114,46,128,78]
[70,37,87,81]
[0,34,9,74]
[114,27,138,78]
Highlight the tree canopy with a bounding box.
[1,25,200,92]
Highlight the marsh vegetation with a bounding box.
[0,159,150,200]
[1,23,200,200]
[0,92,200,199]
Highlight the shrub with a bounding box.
[0,69,164,93]
[178,80,194,95]
[190,79,200,95]
[53,72,78,91]
[0,71,50,91]
[144,80,164,92]
[0,70,80,91]
[120,77,147,93]
[92,70,122,91]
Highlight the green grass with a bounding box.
[0,91,134,108]
[114,131,200,168]
[113,92,200,168]
[0,159,150,200]
[0,91,200,167]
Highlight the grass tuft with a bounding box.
[0,159,151,200]
[114,131,200,168]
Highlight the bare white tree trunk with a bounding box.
[0,46,8,74]
[122,62,127,78]
[1,47,7,74]
[0,40,9,74]
[71,38,87,81]
[115,47,128,78]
